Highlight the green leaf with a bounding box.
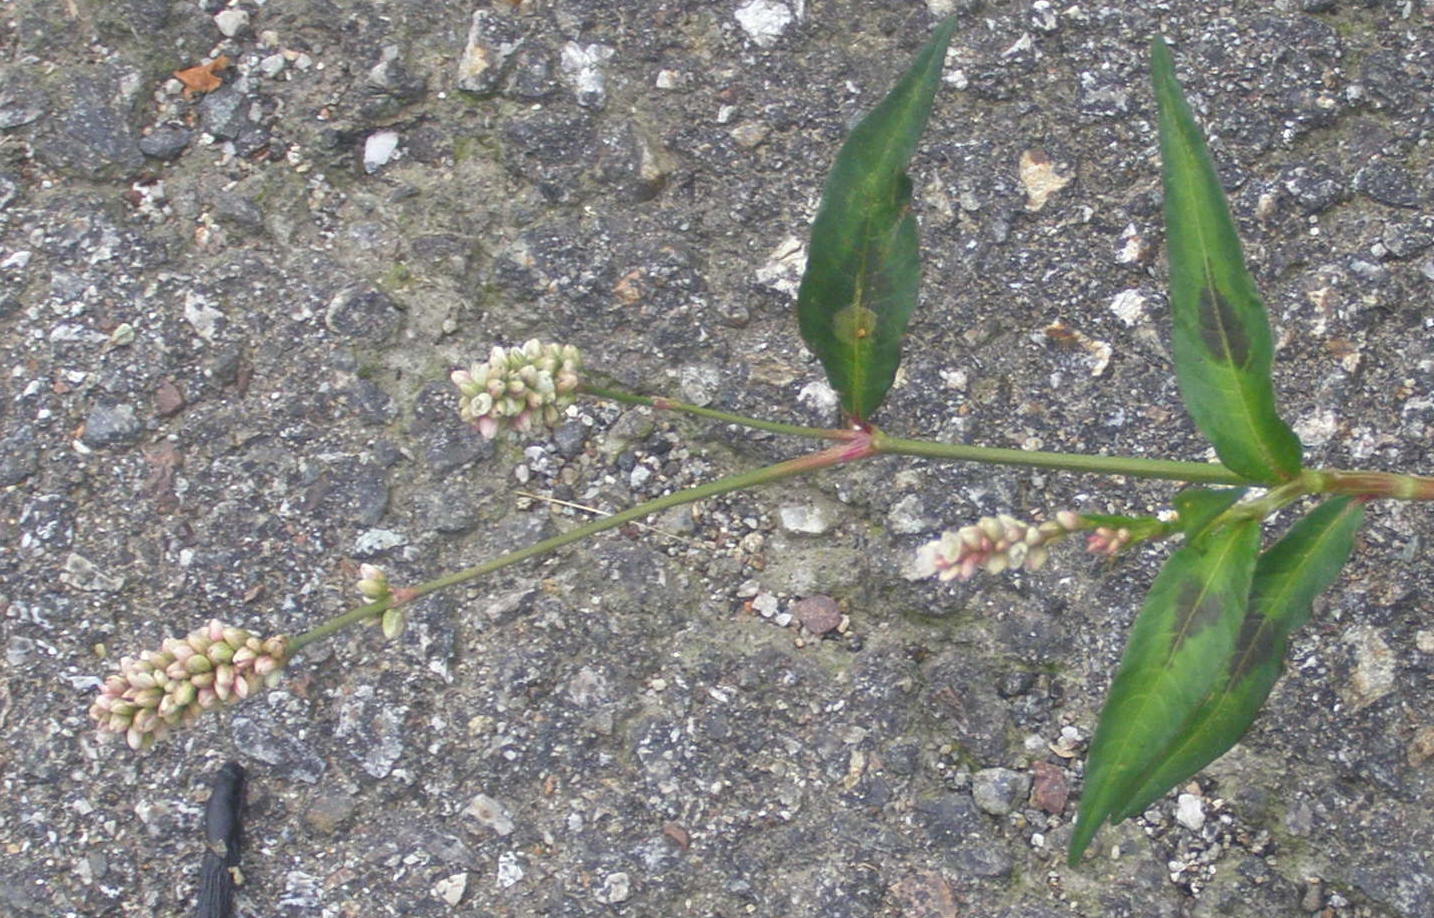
[1068,520,1260,864]
[795,18,957,423]
[1172,487,1244,541]
[1152,38,1302,482]
[1110,497,1364,821]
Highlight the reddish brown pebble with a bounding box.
[792,594,842,635]
[1029,761,1069,815]
[661,822,690,849]
[154,378,185,417]
[888,870,958,918]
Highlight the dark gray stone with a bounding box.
[214,191,264,230]
[137,125,192,160]
[915,794,984,847]
[0,427,38,486]
[1280,163,1347,214]
[199,87,250,141]
[324,287,403,342]
[952,844,1013,878]
[0,84,47,129]
[33,73,142,179]
[1357,162,1422,209]
[552,420,587,458]
[506,45,557,100]
[81,403,142,448]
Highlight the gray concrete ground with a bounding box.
[1,1,1432,915]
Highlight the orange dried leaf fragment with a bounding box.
[174,55,231,96]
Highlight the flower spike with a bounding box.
[91,620,289,750]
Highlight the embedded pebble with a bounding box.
[363,130,400,173]
[496,851,524,888]
[971,767,1032,816]
[597,872,631,904]
[1342,623,1396,711]
[81,404,142,448]
[465,794,516,836]
[433,873,468,906]
[1175,793,1206,831]
[214,9,250,38]
[560,43,615,109]
[792,595,842,635]
[778,503,840,535]
[735,0,795,48]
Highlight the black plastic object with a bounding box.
[195,761,245,918]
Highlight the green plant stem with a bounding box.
[871,432,1253,485]
[1304,468,1434,501]
[581,384,855,441]
[288,435,876,654]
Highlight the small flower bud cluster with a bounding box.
[1086,525,1132,557]
[90,620,289,751]
[355,564,406,639]
[916,511,1082,581]
[451,340,581,439]
[356,563,390,603]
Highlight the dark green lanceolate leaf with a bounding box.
[795,18,957,423]
[1111,497,1364,821]
[1152,38,1302,482]
[1172,487,1244,541]
[1068,521,1260,864]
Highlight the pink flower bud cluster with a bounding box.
[915,511,1082,581]
[90,620,289,751]
[1086,525,1132,557]
[451,340,581,439]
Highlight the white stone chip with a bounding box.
[214,10,250,38]
[735,1,794,48]
[433,873,467,906]
[1175,793,1206,831]
[363,130,400,173]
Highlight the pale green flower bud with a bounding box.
[381,608,407,640]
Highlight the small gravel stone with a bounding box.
[81,403,142,448]
[916,794,983,846]
[1176,793,1207,831]
[777,502,840,535]
[0,427,39,485]
[496,851,523,888]
[792,594,842,635]
[363,130,400,173]
[1356,162,1421,208]
[735,0,795,48]
[1342,623,1396,711]
[138,125,193,160]
[552,420,587,458]
[1029,761,1069,815]
[971,767,1031,816]
[559,42,615,110]
[304,788,357,834]
[59,552,125,592]
[433,873,467,906]
[457,9,524,95]
[199,88,250,141]
[213,9,250,38]
[597,872,631,904]
[465,793,515,836]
